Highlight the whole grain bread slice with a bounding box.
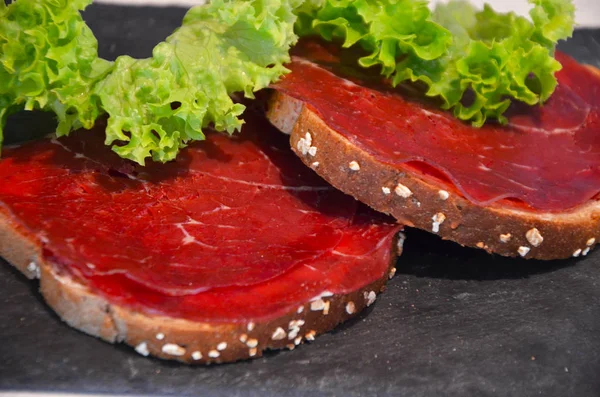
[0,209,401,364]
[267,90,600,260]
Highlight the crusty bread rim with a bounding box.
[0,208,401,364]
[267,90,600,260]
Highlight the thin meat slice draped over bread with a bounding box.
[0,114,402,364]
[267,40,600,260]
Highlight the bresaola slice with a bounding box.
[0,113,401,363]
[268,39,600,260]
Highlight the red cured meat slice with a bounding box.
[272,40,600,212]
[0,114,400,322]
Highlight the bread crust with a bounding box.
[267,91,600,260]
[0,206,400,364]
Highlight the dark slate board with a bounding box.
[1,4,599,397]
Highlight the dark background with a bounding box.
[1,4,600,397]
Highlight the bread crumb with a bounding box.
[499,233,512,243]
[526,228,544,247]
[573,249,582,257]
[382,187,391,195]
[162,343,186,356]
[135,342,149,357]
[217,342,227,351]
[476,242,485,249]
[191,351,202,360]
[346,301,356,314]
[348,161,360,171]
[27,261,40,279]
[431,212,446,233]
[272,327,287,340]
[394,183,412,198]
[305,330,316,341]
[518,246,531,257]
[438,190,449,200]
[587,238,596,246]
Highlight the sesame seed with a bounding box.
[582,247,591,256]
[217,342,227,351]
[499,233,512,243]
[382,187,391,195]
[573,249,582,257]
[191,351,202,360]
[308,146,317,157]
[587,238,596,246]
[438,190,450,200]
[294,336,303,346]
[239,334,248,343]
[526,228,544,247]
[311,162,319,169]
[162,343,186,356]
[518,246,531,257]
[310,299,326,311]
[431,212,446,233]
[208,350,220,358]
[365,291,377,306]
[247,322,255,332]
[246,338,258,348]
[305,331,316,341]
[349,161,360,171]
[297,306,304,314]
[322,301,331,315]
[155,333,165,340]
[249,348,257,357]
[346,301,356,314]
[394,183,412,198]
[272,327,287,340]
[134,342,149,357]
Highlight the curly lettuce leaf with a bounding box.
[0,0,112,146]
[1,0,301,165]
[95,0,301,164]
[297,0,575,127]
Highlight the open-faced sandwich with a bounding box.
[0,0,595,364]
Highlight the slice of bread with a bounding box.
[267,91,600,260]
[1,211,401,364]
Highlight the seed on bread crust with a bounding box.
[587,238,596,246]
[526,228,544,247]
[499,233,512,243]
[394,183,412,198]
[518,246,531,257]
[135,342,149,357]
[349,161,360,171]
[438,190,450,200]
[382,187,391,195]
[162,343,186,356]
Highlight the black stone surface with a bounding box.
[1,4,599,397]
